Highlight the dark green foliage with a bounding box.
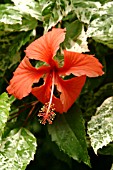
[48,104,90,166]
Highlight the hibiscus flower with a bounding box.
[7,28,104,124]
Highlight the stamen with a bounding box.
[38,103,56,125]
[38,72,56,125]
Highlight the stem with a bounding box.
[8,101,38,122]
[23,104,36,127]
[18,100,38,109]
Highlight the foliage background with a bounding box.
[0,0,113,169]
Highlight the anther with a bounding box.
[38,102,56,125]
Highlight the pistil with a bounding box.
[38,72,56,125]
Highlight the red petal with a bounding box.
[52,96,63,113]
[32,75,63,113]
[7,57,50,99]
[59,50,104,77]
[32,75,51,104]
[25,28,66,65]
[55,75,86,112]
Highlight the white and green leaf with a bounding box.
[0,93,10,141]
[41,0,73,32]
[0,128,37,170]
[87,97,113,154]
[87,2,113,48]
[73,1,101,24]
[0,4,22,25]
[11,0,42,21]
[110,163,113,170]
[66,25,89,53]
[0,4,38,32]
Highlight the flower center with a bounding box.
[38,71,56,125]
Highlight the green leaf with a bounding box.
[65,20,82,40]
[48,103,90,167]
[50,141,72,168]
[0,92,10,141]
[8,31,34,68]
[0,128,37,170]
[0,92,9,101]
[87,97,113,154]
[98,143,113,156]
[0,30,34,76]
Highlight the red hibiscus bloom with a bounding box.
[7,28,104,124]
